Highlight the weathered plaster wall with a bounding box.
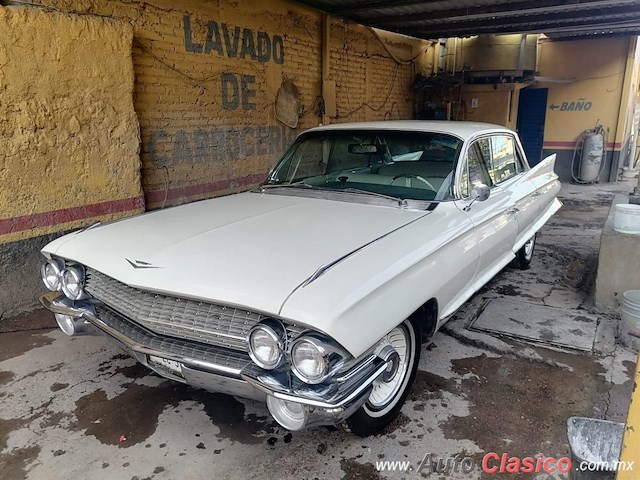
[0,0,429,316]
[0,7,143,244]
[24,0,427,209]
[0,6,142,317]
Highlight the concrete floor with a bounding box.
[1,181,638,480]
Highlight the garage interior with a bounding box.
[1,0,640,478]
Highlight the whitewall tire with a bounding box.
[344,318,421,437]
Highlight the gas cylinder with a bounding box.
[578,127,605,183]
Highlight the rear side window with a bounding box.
[515,148,527,173]
[487,135,519,184]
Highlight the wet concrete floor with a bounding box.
[0,182,637,479]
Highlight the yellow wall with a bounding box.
[538,36,632,148]
[460,84,522,130]
[25,0,429,210]
[0,0,431,243]
[617,354,640,480]
[450,34,637,162]
[0,6,143,243]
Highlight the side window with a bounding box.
[487,135,519,183]
[460,141,492,197]
[515,147,527,173]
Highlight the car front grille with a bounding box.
[84,268,303,351]
[94,304,253,373]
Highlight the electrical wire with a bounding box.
[336,64,401,119]
[367,27,432,65]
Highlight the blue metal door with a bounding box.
[517,88,548,166]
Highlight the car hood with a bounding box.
[44,192,428,316]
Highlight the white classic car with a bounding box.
[40,121,561,436]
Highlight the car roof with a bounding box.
[305,120,513,141]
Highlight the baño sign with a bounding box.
[548,99,593,112]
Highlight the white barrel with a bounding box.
[621,290,640,337]
[614,204,640,234]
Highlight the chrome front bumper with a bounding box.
[40,292,391,430]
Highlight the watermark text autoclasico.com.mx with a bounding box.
[375,452,635,475]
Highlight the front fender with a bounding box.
[279,202,478,358]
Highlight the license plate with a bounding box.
[148,355,183,378]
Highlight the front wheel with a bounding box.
[343,318,421,437]
[512,233,536,270]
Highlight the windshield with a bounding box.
[265,130,463,201]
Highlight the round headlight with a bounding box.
[61,265,85,300]
[247,322,285,369]
[291,338,329,384]
[41,259,63,291]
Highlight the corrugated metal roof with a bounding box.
[297,0,640,39]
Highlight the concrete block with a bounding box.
[595,194,640,310]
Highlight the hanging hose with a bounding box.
[571,124,608,184]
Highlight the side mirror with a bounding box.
[464,184,490,211]
[471,184,490,202]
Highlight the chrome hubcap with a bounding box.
[368,326,410,408]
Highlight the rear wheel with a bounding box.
[344,318,421,437]
[513,234,536,270]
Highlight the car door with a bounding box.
[485,134,540,251]
[455,137,518,291]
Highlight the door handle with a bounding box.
[507,207,520,215]
[532,191,542,198]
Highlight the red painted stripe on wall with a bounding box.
[543,141,622,149]
[0,173,266,237]
[0,196,145,236]
[144,173,267,205]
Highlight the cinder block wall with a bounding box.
[0,0,432,316]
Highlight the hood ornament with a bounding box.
[126,258,160,269]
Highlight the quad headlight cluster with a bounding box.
[41,258,87,300]
[247,321,348,384]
